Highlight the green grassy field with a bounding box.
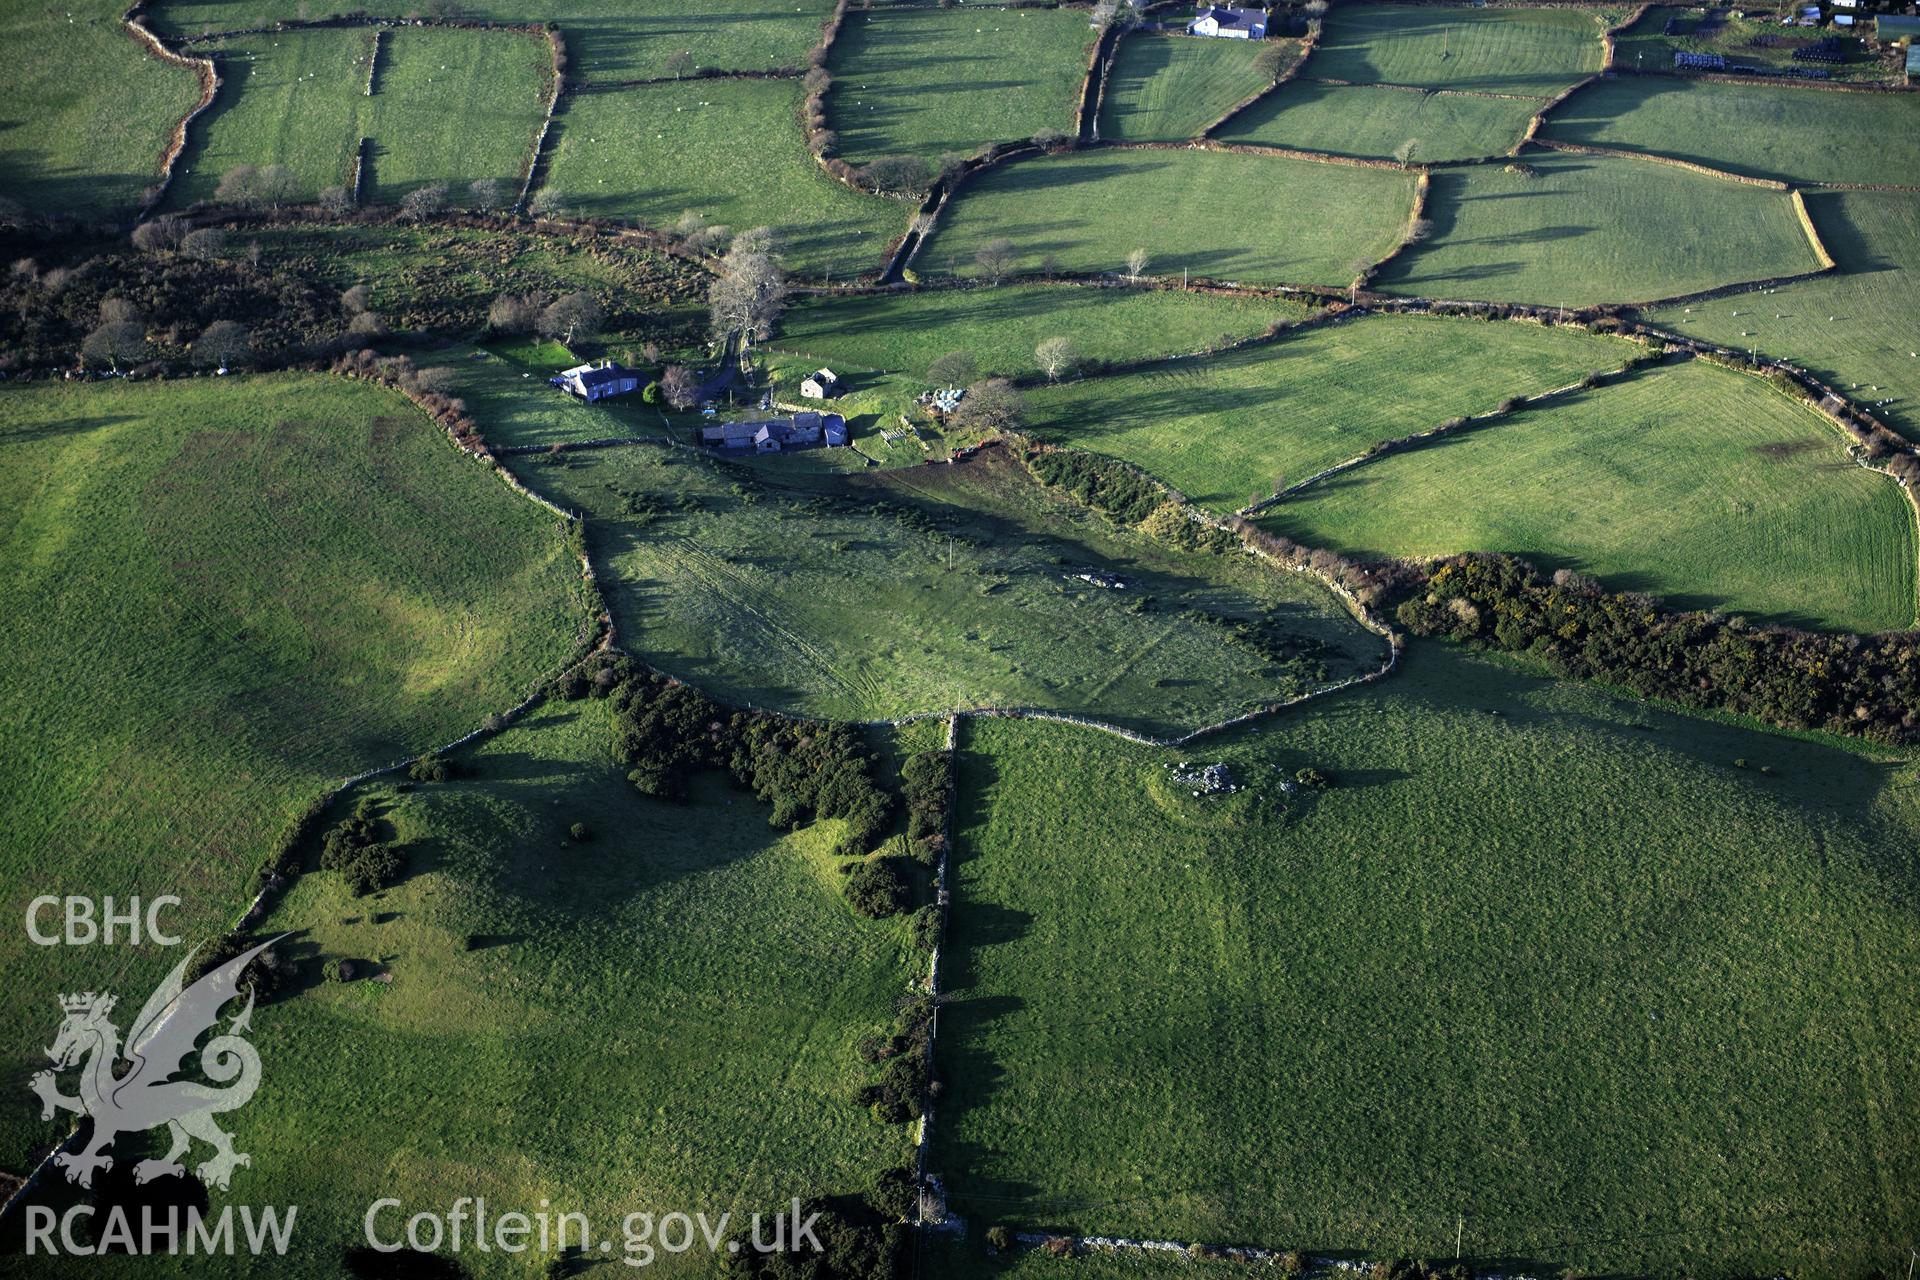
[941,642,1920,1277]
[925,147,1417,287]
[1023,312,1632,511]
[826,4,1093,163]
[1376,150,1822,306]
[1304,3,1604,94]
[1217,80,1541,162]
[521,444,1384,734]
[446,340,683,452]
[3,697,920,1277]
[0,375,585,1175]
[171,26,549,207]
[0,0,202,221]
[152,0,835,82]
[1540,76,1920,188]
[1649,188,1920,443]
[765,284,1307,448]
[1099,33,1276,142]
[542,77,908,279]
[1264,359,1916,632]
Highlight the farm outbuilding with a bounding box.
[800,368,841,399]
[1187,5,1268,38]
[1877,14,1920,40]
[700,412,850,450]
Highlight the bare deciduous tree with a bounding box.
[487,292,541,334]
[708,229,787,349]
[1035,336,1080,382]
[539,291,605,346]
[1124,247,1149,281]
[674,210,729,254]
[660,364,701,410]
[342,284,374,314]
[213,164,260,206]
[1254,42,1291,81]
[180,227,228,260]
[665,50,694,79]
[318,185,354,214]
[1392,138,1419,169]
[927,350,976,388]
[857,155,932,196]
[82,319,146,371]
[130,217,186,253]
[1031,127,1069,151]
[468,177,502,210]
[974,238,1017,284]
[399,182,448,221]
[952,378,1025,434]
[193,320,252,368]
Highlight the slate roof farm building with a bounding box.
[1188,5,1268,38]
[699,413,848,450]
[800,368,841,399]
[551,360,644,402]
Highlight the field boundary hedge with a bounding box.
[1304,75,1543,101]
[1078,17,1125,143]
[1789,189,1837,269]
[1243,346,1654,513]
[911,714,960,1226]
[515,27,568,213]
[126,2,220,220]
[1352,168,1429,294]
[364,28,384,95]
[888,140,1047,283]
[1139,136,1418,171]
[348,137,370,205]
[1529,136,1790,188]
[1612,64,1920,96]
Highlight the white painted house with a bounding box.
[1188,5,1268,38]
[550,360,643,403]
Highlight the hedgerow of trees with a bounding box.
[1395,553,1920,744]
[605,671,894,857]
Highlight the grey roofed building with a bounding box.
[700,412,851,450]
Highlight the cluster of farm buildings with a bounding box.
[550,358,850,450]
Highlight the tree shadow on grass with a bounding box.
[0,413,142,450]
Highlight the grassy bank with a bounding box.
[0,374,585,1174]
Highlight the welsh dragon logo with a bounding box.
[29,939,279,1192]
